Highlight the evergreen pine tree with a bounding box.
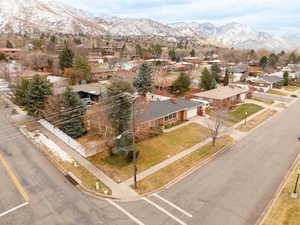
[133,63,153,96]
[211,63,222,82]
[172,72,191,94]
[190,49,195,57]
[14,78,30,106]
[107,80,135,135]
[224,69,230,86]
[283,71,289,86]
[73,55,91,82]
[6,40,13,48]
[60,88,86,138]
[24,75,52,117]
[59,44,74,71]
[200,68,215,90]
[259,56,268,69]
[168,49,177,61]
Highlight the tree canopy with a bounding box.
[59,44,74,71]
[200,68,216,90]
[107,79,135,135]
[133,63,153,96]
[24,75,52,117]
[172,72,191,94]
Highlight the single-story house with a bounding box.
[135,98,202,129]
[228,65,248,82]
[91,67,114,80]
[194,86,250,109]
[54,82,107,101]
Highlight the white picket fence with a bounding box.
[39,119,89,158]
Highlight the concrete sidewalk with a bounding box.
[40,127,139,199]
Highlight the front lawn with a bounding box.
[238,110,277,132]
[133,136,234,194]
[87,123,210,183]
[251,96,274,105]
[164,72,180,77]
[262,163,300,225]
[227,103,264,124]
[282,86,299,92]
[267,89,289,96]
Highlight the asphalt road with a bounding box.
[1,99,300,225]
[253,92,294,103]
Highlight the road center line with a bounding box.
[0,154,30,202]
[106,199,145,225]
[142,197,187,225]
[0,202,29,218]
[153,194,193,218]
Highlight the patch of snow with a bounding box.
[35,133,74,163]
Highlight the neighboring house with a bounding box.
[54,82,107,102]
[269,71,298,79]
[47,76,68,88]
[0,48,22,59]
[228,65,248,82]
[146,93,171,102]
[91,67,114,80]
[135,98,202,129]
[194,86,250,109]
[183,57,204,65]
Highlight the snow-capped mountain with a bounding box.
[0,0,208,41]
[169,22,296,51]
[0,0,107,35]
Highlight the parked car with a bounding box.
[191,99,210,108]
[81,98,92,105]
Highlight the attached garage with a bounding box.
[187,107,197,119]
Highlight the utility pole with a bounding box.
[131,96,137,189]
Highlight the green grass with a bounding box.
[267,89,289,96]
[282,86,299,92]
[227,103,264,124]
[251,96,274,105]
[87,123,210,183]
[164,72,181,77]
[262,162,300,225]
[133,136,234,194]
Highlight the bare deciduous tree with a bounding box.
[205,107,229,146]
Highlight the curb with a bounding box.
[255,150,300,225]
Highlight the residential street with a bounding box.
[1,98,300,225]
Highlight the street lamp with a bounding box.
[244,111,248,126]
[291,169,300,198]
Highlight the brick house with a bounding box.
[194,86,250,110]
[135,98,202,129]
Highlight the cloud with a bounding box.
[61,0,300,34]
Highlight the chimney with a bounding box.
[171,97,177,104]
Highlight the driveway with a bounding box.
[253,92,294,103]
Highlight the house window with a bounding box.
[164,113,177,121]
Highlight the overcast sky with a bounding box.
[62,0,300,35]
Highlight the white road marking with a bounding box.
[142,197,187,225]
[0,202,29,218]
[106,199,145,225]
[153,193,193,218]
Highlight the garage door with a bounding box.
[187,107,197,119]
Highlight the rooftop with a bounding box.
[136,98,200,123]
[55,82,106,96]
[194,86,248,100]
